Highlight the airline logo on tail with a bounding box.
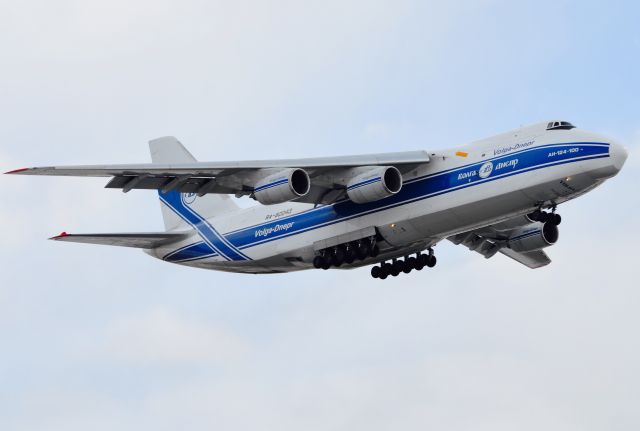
[183,192,197,204]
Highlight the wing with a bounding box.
[448,221,552,269]
[6,136,430,205]
[7,151,431,177]
[49,231,187,249]
[498,248,551,269]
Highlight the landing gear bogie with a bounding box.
[313,236,379,270]
[370,249,438,279]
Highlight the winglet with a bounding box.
[49,231,69,240]
[4,168,29,174]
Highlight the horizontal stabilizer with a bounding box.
[49,231,187,249]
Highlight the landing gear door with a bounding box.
[312,226,377,252]
[378,220,423,247]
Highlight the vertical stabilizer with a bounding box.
[149,136,239,231]
[150,136,197,164]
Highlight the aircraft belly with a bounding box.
[380,162,598,243]
[520,161,599,203]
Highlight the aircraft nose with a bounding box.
[609,140,629,172]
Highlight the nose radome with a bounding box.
[609,140,629,172]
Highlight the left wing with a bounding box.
[498,248,551,269]
[6,136,430,206]
[448,225,551,269]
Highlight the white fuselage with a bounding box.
[148,125,627,273]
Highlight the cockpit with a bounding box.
[546,120,576,130]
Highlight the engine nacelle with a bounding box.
[508,222,559,252]
[346,166,403,204]
[253,168,310,205]
[492,213,537,232]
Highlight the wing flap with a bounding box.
[102,175,237,194]
[49,232,188,249]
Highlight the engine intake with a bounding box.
[253,168,310,205]
[346,166,403,204]
[508,222,559,253]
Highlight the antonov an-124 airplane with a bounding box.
[6,121,628,279]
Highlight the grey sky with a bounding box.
[1,1,639,430]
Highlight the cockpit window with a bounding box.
[547,121,576,130]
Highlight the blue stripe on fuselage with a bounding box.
[225,142,609,250]
[163,241,218,262]
[159,191,250,261]
[160,142,609,263]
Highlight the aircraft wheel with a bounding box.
[412,254,424,270]
[402,258,413,273]
[331,247,345,267]
[390,261,402,277]
[313,256,325,269]
[321,260,331,270]
[551,213,562,226]
[381,263,392,278]
[357,242,371,260]
[528,210,542,222]
[344,247,356,264]
[426,255,437,268]
[371,266,380,278]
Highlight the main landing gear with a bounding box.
[370,249,436,280]
[312,238,380,270]
[528,207,562,226]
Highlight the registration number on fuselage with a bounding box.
[548,147,580,158]
[265,208,293,221]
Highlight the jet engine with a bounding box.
[508,221,559,252]
[346,166,403,204]
[253,168,310,205]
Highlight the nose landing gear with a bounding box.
[528,207,562,226]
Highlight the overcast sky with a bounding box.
[1,1,639,430]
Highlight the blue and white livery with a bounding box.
[6,121,628,278]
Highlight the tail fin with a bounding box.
[149,136,238,231]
